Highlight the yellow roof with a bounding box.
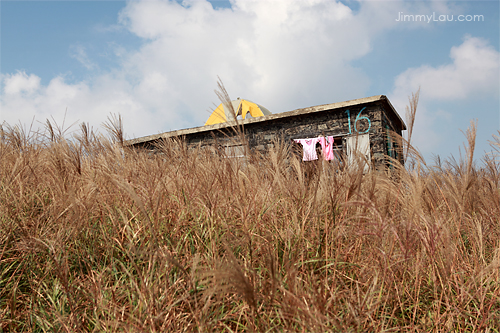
[205,98,271,125]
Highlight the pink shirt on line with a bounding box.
[294,138,320,161]
[319,136,335,161]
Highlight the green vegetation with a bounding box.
[1,112,499,332]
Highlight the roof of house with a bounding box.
[126,95,406,146]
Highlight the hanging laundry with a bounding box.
[294,138,320,161]
[320,136,335,161]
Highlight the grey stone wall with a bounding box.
[132,100,405,169]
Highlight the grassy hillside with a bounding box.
[1,117,499,332]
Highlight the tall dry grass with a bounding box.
[1,113,499,332]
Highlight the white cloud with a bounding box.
[3,71,41,95]
[1,72,156,138]
[389,36,500,157]
[393,36,499,100]
[1,0,467,140]
[117,0,377,123]
[69,44,97,70]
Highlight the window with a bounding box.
[224,144,245,158]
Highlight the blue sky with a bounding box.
[1,0,499,164]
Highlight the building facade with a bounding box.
[126,95,406,169]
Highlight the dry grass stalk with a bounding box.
[1,92,499,331]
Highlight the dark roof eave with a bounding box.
[380,95,407,131]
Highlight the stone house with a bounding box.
[126,95,406,170]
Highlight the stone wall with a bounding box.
[130,98,405,169]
